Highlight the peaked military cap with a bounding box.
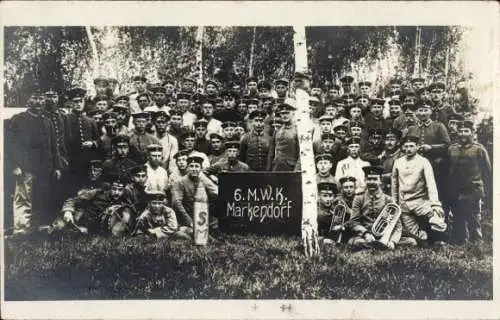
[187,155,204,165]
[321,132,336,141]
[150,86,167,94]
[315,153,333,163]
[205,79,220,89]
[362,166,384,176]
[129,164,148,175]
[459,119,475,130]
[111,135,130,145]
[274,78,289,86]
[428,82,446,91]
[346,136,362,146]
[319,114,334,122]
[153,110,170,121]
[224,141,240,150]
[358,81,372,87]
[388,98,402,106]
[221,121,236,128]
[371,98,386,106]
[176,92,192,101]
[102,112,118,121]
[89,159,103,168]
[93,77,109,86]
[333,124,348,132]
[194,119,209,128]
[181,131,196,139]
[318,182,338,193]
[403,135,420,144]
[146,191,166,202]
[173,149,190,159]
[132,112,149,119]
[67,87,87,99]
[248,110,267,120]
[209,132,224,140]
[385,128,402,139]
[147,143,163,152]
[339,176,356,185]
[340,74,354,84]
[257,80,272,90]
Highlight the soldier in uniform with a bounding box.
[429,82,456,126]
[207,133,226,165]
[177,92,197,129]
[124,164,149,215]
[316,182,339,237]
[167,109,186,142]
[348,121,364,139]
[392,135,447,246]
[111,104,131,135]
[335,137,370,195]
[313,132,335,157]
[148,86,170,114]
[446,113,464,144]
[152,111,178,175]
[340,74,354,94]
[80,159,105,191]
[205,79,220,100]
[199,98,223,136]
[387,98,406,131]
[53,173,133,235]
[325,84,341,103]
[245,76,259,98]
[379,128,403,193]
[274,79,289,98]
[313,114,333,144]
[347,166,402,250]
[180,131,210,168]
[365,98,389,132]
[205,141,250,179]
[239,110,272,171]
[144,144,170,194]
[315,154,337,184]
[171,155,218,228]
[99,112,120,160]
[64,86,101,196]
[361,128,385,163]
[410,76,426,92]
[355,95,371,116]
[169,149,190,183]
[129,75,150,113]
[193,119,210,154]
[102,135,138,181]
[5,89,63,232]
[181,77,197,95]
[129,112,161,164]
[358,81,372,96]
[267,102,300,172]
[336,176,357,210]
[406,102,451,204]
[448,120,492,245]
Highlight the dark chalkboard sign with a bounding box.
[217,172,302,236]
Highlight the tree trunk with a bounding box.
[293,26,318,238]
[85,26,99,76]
[195,26,204,88]
[249,27,257,77]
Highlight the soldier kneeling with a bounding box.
[131,191,191,240]
[347,166,402,250]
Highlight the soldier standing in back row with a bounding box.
[448,120,492,245]
[64,87,101,197]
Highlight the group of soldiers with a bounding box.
[3,70,493,249]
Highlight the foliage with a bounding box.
[4,26,465,107]
[4,211,492,300]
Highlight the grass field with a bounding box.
[4,212,493,300]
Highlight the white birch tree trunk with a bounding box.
[293,26,319,255]
[195,27,204,89]
[249,27,256,77]
[85,26,99,77]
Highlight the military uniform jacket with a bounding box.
[208,151,226,165]
[123,183,148,214]
[45,110,69,171]
[65,113,101,174]
[406,120,451,163]
[240,131,272,171]
[432,102,456,126]
[205,159,250,176]
[349,189,402,242]
[128,130,160,164]
[267,123,300,171]
[335,157,370,194]
[61,188,130,232]
[102,157,138,180]
[5,110,62,176]
[364,113,390,132]
[448,142,492,200]
[136,205,178,234]
[171,174,218,226]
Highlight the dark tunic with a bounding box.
[267,123,300,171]
[5,110,62,224]
[240,131,272,171]
[364,113,390,132]
[102,157,138,181]
[195,138,211,155]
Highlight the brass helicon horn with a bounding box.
[329,200,348,243]
[371,203,402,247]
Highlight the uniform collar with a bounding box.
[418,119,432,127]
[252,130,264,136]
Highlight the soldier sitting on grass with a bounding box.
[50,173,134,236]
[132,191,191,240]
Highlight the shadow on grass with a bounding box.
[4,228,493,300]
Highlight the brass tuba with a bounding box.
[371,203,402,247]
[329,200,348,243]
